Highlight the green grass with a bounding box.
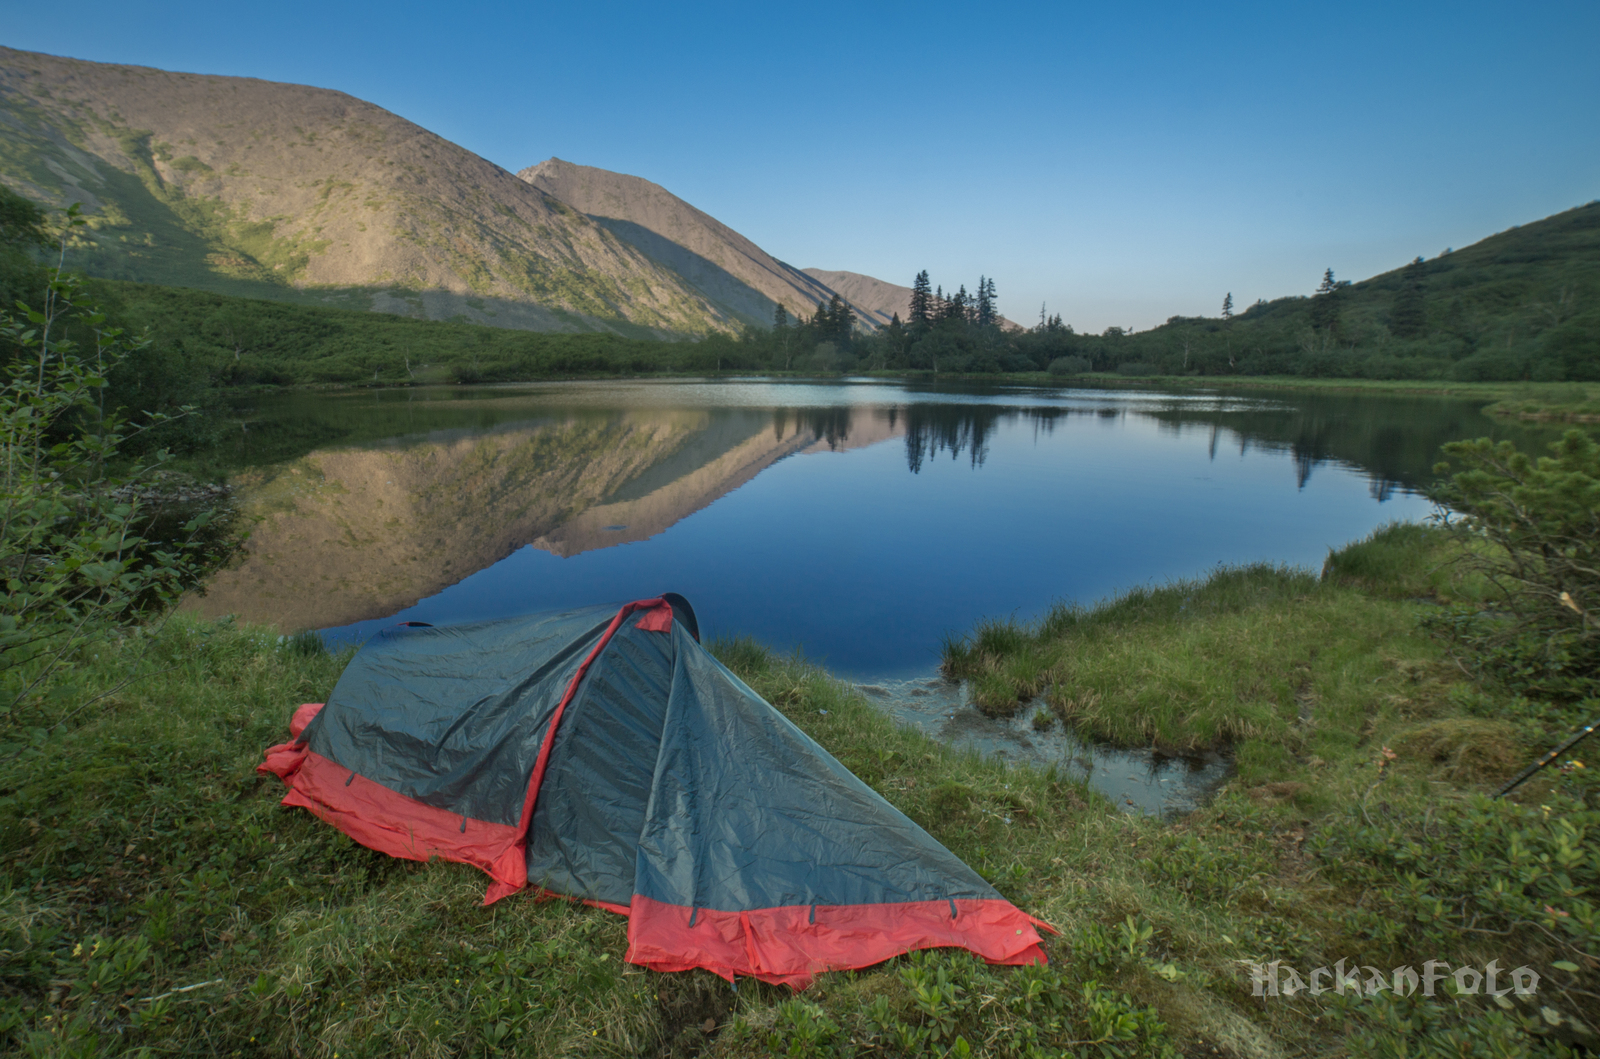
[3,526,1597,1056]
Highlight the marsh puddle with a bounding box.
[857,677,1232,816]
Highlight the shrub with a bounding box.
[1429,431,1600,700]
[1047,355,1091,376]
[1,233,232,721]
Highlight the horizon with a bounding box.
[3,0,1597,332]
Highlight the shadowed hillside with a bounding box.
[0,47,734,337]
[519,158,881,328]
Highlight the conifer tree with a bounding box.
[1221,292,1233,321]
[909,271,932,326]
[827,293,856,347]
[976,276,997,327]
[1309,268,1348,338]
[1390,256,1427,338]
[774,303,789,330]
[951,285,970,323]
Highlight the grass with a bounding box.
[2,525,1598,1056]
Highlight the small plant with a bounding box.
[276,628,327,658]
[766,999,842,1058]
[900,955,972,1044]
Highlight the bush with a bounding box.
[1047,355,1091,376]
[1,238,232,720]
[1451,351,1526,381]
[1429,431,1600,700]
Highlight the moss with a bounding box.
[1391,717,1523,782]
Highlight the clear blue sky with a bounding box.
[4,0,1597,331]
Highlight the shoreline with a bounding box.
[207,371,1600,421]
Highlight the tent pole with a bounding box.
[1495,717,1600,798]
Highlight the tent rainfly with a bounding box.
[259,595,1050,988]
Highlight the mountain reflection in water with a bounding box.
[194,402,899,631]
[190,381,1573,678]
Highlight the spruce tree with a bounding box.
[1221,292,1233,321]
[774,303,789,330]
[1390,257,1427,338]
[976,276,996,327]
[951,285,970,324]
[1309,268,1347,338]
[828,294,856,347]
[909,271,932,326]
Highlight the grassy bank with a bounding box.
[880,372,1600,424]
[1074,375,1600,423]
[3,527,1597,1057]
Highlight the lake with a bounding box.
[191,379,1562,810]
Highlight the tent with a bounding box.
[259,595,1049,988]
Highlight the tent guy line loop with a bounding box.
[136,979,225,1004]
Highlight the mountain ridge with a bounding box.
[0,46,733,337]
[518,157,882,329]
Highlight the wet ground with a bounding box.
[856,677,1233,817]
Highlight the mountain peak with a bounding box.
[0,47,732,336]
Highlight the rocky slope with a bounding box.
[519,158,879,328]
[0,47,730,336]
[801,269,913,328]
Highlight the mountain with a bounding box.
[0,47,733,337]
[802,269,911,328]
[519,158,881,328]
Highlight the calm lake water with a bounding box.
[194,379,1564,811]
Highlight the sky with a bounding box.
[3,0,1597,331]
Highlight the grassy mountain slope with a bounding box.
[86,279,735,390]
[519,157,878,328]
[0,47,734,337]
[1079,201,1600,380]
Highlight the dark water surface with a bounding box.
[199,379,1556,673]
[194,379,1571,809]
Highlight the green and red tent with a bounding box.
[259,595,1049,988]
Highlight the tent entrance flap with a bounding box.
[258,596,1049,987]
